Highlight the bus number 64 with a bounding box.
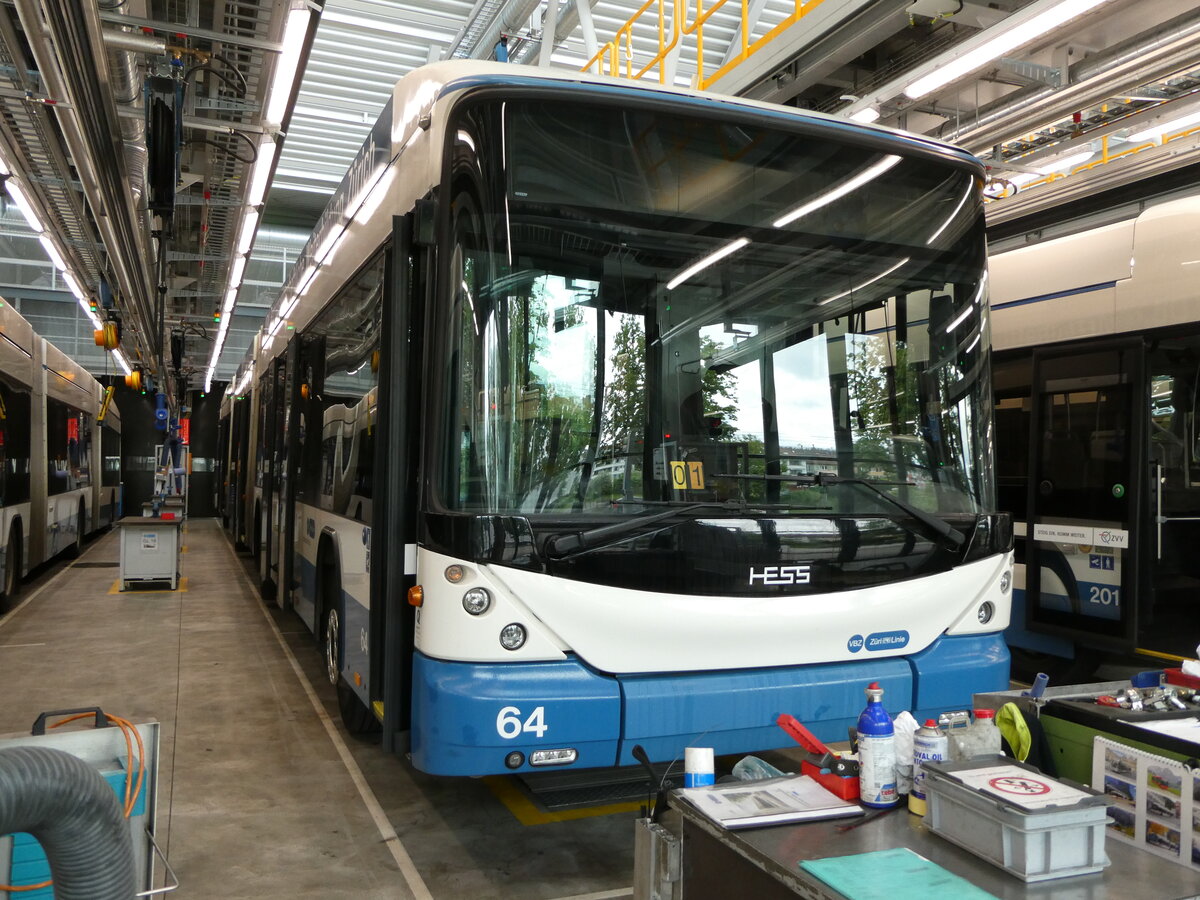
[496,706,548,739]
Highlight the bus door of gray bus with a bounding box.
[1023,340,1144,653]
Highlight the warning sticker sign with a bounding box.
[953,764,1094,810]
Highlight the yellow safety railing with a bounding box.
[583,0,829,91]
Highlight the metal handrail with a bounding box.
[582,0,830,91]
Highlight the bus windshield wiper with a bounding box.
[710,472,965,549]
[543,500,827,560]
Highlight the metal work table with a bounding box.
[667,792,1200,900]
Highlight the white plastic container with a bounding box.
[949,708,1002,760]
[923,757,1110,883]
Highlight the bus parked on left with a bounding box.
[0,298,120,600]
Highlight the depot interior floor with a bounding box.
[0,520,638,900]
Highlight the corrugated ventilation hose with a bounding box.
[0,745,136,899]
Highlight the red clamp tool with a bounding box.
[776,713,860,800]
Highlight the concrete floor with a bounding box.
[0,519,635,899]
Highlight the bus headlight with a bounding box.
[499,623,527,650]
[977,601,995,624]
[462,587,491,615]
[445,565,466,583]
[999,570,1011,594]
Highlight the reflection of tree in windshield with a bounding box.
[601,317,645,454]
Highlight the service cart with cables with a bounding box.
[0,708,176,897]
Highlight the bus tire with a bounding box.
[251,504,261,558]
[321,563,378,735]
[2,529,20,601]
[66,501,84,559]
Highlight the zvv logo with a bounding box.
[748,565,811,586]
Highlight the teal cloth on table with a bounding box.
[799,848,998,900]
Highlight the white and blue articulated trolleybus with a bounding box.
[1,299,121,603]
[991,195,1200,672]
[226,60,1012,776]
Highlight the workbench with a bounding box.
[658,789,1200,900]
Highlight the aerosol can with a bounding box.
[909,718,948,816]
[856,682,897,808]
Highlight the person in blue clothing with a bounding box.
[494,34,508,62]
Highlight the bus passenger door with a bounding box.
[261,355,288,599]
[1024,341,1144,652]
[1144,340,1200,656]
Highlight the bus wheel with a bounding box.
[66,502,84,559]
[2,531,19,600]
[321,566,378,735]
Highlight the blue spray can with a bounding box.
[856,682,897,808]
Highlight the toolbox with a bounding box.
[923,756,1110,883]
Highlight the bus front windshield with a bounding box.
[439,97,992,522]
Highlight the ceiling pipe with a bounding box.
[939,6,1200,154]
[101,29,166,55]
[16,0,159,372]
[466,0,544,61]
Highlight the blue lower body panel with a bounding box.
[409,633,1010,776]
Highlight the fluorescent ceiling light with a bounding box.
[904,0,1111,100]
[1007,149,1094,186]
[5,180,44,232]
[321,9,456,43]
[1127,109,1200,142]
[113,349,132,376]
[222,287,238,315]
[292,105,374,125]
[62,271,86,301]
[38,235,67,270]
[84,306,102,329]
[236,209,260,255]
[818,258,910,306]
[849,107,880,124]
[228,255,248,287]
[667,237,750,290]
[247,142,277,205]
[1040,150,1095,173]
[265,7,312,126]
[773,156,901,228]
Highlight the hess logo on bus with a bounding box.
[748,565,811,586]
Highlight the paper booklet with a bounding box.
[1090,736,1200,871]
[680,774,863,829]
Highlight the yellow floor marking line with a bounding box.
[108,577,189,595]
[483,776,643,826]
[1135,647,1187,663]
